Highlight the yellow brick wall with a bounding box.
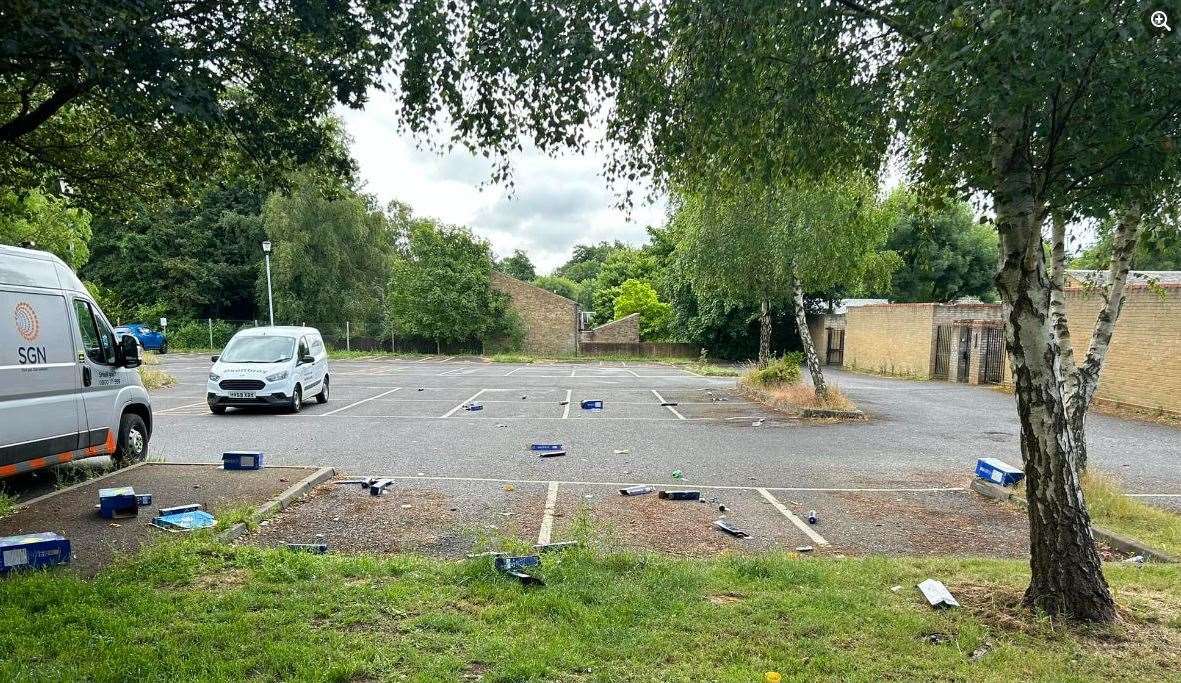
[1064,286,1181,414]
[844,304,936,378]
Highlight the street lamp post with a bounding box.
[262,240,275,326]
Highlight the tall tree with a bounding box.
[0,188,91,268]
[261,173,395,334]
[531,275,582,302]
[883,189,998,303]
[373,1,1181,621]
[1,0,389,213]
[675,175,897,386]
[589,248,660,325]
[386,220,508,353]
[495,249,537,281]
[613,279,672,340]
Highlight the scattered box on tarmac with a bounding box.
[0,532,71,573]
[580,400,603,410]
[975,458,1024,487]
[658,489,701,501]
[98,486,142,519]
[529,443,563,452]
[223,451,264,470]
[151,510,216,532]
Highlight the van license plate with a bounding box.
[228,391,255,399]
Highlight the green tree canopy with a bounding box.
[261,173,395,334]
[531,275,582,302]
[613,278,672,340]
[1,1,389,213]
[386,220,512,350]
[0,188,91,269]
[495,249,537,281]
[1072,213,1181,271]
[589,248,660,325]
[882,189,998,303]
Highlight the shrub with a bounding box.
[745,353,803,386]
[168,319,249,350]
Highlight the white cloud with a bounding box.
[337,91,665,274]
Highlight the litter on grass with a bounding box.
[917,579,960,609]
[285,543,329,553]
[0,532,70,572]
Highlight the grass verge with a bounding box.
[137,366,175,390]
[488,353,741,376]
[0,540,1177,681]
[741,357,859,413]
[0,489,15,519]
[1082,472,1181,559]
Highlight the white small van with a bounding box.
[206,326,329,414]
[1,245,152,478]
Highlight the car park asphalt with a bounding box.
[148,354,1180,504]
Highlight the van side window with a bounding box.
[73,300,116,365]
[311,336,324,354]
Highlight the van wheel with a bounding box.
[288,385,303,413]
[316,376,329,404]
[113,413,149,467]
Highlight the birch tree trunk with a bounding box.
[756,298,772,367]
[991,113,1115,623]
[791,267,827,400]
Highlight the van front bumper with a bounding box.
[207,392,291,408]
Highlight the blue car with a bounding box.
[114,323,168,353]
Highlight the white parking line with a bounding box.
[562,389,572,419]
[321,387,402,416]
[371,474,964,495]
[438,367,466,376]
[570,368,576,377]
[651,389,685,419]
[438,356,457,363]
[442,388,487,418]
[537,481,560,545]
[757,488,829,546]
[413,356,436,363]
[157,400,207,413]
[625,369,641,378]
[1125,493,1181,498]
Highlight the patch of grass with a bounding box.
[48,461,115,490]
[744,354,804,386]
[0,541,1178,681]
[1083,472,1181,558]
[137,366,175,390]
[488,352,739,376]
[0,489,15,519]
[140,351,160,366]
[213,504,260,533]
[761,382,858,411]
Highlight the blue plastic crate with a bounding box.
[0,532,70,572]
[98,486,139,519]
[975,458,1024,487]
[223,451,264,470]
[580,400,603,410]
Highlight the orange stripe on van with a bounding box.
[0,464,15,477]
[28,457,46,470]
[58,452,74,463]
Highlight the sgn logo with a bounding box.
[14,302,47,364]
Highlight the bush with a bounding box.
[168,319,249,350]
[745,353,803,386]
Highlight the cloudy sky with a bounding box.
[337,91,666,275]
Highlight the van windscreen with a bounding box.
[221,336,295,363]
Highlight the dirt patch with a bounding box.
[0,463,316,576]
[707,593,744,605]
[244,480,546,558]
[734,382,865,423]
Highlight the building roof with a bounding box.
[831,298,889,314]
[1066,269,1181,288]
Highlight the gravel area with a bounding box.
[0,464,316,576]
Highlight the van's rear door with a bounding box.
[0,285,86,473]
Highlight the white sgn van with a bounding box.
[1,245,152,478]
[206,326,329,414]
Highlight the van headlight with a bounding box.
[208,373,220,382]
[266,370,289,382]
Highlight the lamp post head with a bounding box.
[262,240,272,254]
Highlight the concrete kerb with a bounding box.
[12,461,149,512]
[217,466,337,542]
[969,478,1178,563]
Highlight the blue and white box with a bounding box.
[580,400,603,410]
[529,443,563,451]
[975,458,1024,487]
[98,486,139,518]
[223,451,264,470]
[0,532,71,572]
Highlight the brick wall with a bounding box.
[844,304,937,378]
[1064,285,1181,415]
[580,313,640,343]
[490,271,579,355]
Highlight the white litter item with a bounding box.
[917,579,960,609]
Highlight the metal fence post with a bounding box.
[346,321,350,351]
[208,318,213,349]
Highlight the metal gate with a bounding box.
[933,325,952,379]
[956,327,972,383]
[978,326,1005,384]
[825,329,844,366]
